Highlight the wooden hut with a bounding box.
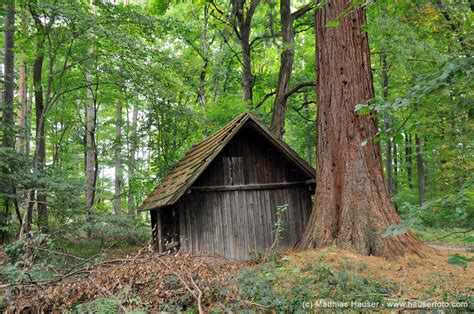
[139,113,315,260]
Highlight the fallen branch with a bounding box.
[423,229,473,243]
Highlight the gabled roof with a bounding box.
[139,112,315,211]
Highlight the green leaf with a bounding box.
[447,253,473,269]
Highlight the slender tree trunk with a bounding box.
[33,52,48,229]
[198,5,209,108]
[381,49,393,197]
[26,70,33,156]
[128,102,138,217]
[385,127,393,196]
[270,0,294,138]
[415,134,425,205]
[265,0,277,45]
[21,67,35,236]
[85,89,97,225]
[240,27,254,104]
[270,0,315,138]
[231,0,260,105]
[17,6,28,154]
[2,0,15,149]
[1,0,15,243]
[393,141,398,193]
[18,58,27,153]
[297,0,422,257]
[405,132,413,189]
[304,95,313,165]
[85,0,98,232]
[114,98,122,216]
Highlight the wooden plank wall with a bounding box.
[178,186,312,260]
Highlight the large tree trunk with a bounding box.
[114,98,122,216]
[127,102,138,217]
[297,0,422,257]
[415,134,425,205]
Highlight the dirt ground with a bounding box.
[288,244,473,301]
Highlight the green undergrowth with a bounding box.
[231,253,396,312]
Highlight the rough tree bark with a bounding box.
[297,0,423,257]
[270,0,315,138]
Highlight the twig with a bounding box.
[156,256,204,314]
[423,229,473,243]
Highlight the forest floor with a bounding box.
[1,241,472,312]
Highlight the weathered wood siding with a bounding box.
[178,187,312,259]
[173,125,314,260]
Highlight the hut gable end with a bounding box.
[193,126,310,188]
[139,113,315,211]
